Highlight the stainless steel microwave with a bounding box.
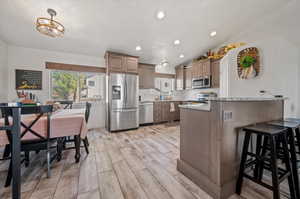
[192,76,211,89]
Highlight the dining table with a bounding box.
[0,105,88,199]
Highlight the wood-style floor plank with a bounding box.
[0,124,288,199]
[98,170,124,199]
[113,160,148,199]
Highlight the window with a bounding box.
[50,70,105,102]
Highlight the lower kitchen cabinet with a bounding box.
[153,101,181,123]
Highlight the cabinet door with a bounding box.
[175,66,184,90]
[125,57,138,73]
[211,59,220,88]
[192,61,198,79]
[108,54,124,72]
[162,102,170,122]
[138,64,155,89]
[153,102,162,123]
[202,60,211,76]
[185,67,192,89]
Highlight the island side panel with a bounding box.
[178,102,223,198]
[219,100,284,198]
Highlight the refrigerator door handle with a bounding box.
[125,75,127,107]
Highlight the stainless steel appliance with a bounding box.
[139,102,153,124]
[106,73,139,131]
[192,76,211,89]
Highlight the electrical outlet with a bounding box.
[223,111,233,121]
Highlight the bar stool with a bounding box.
[236,123,296,199]
[267,120,300,198]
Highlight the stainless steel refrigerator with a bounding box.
[106,73,139,132]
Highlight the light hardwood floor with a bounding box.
[0,123,291,199]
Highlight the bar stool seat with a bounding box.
[236,123,297,199]
[268,120,300,129]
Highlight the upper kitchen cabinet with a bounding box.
[202,59,211,77]
[211,59,220,88]
[125,57,139,73]
[138,63,155,89]
[105,51,139,74]
[175,65,184,90]
[192,59,211,79]
[185,66,193,89]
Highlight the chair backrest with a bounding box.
[85,102,92,123]
[1,105,53,141]
[54,100,73,109]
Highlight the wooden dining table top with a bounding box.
[0,109,88,146]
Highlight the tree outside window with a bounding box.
[51,71,104,102]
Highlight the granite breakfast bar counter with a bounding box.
[177,97,285,199]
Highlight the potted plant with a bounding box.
[239,55,257,79]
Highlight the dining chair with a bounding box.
[2,105,55,187]
[53,100,73,109]
[57,102,91,162]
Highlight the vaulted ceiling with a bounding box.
[0,0,292,67]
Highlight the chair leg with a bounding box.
[3,144,11,159]
[83,138,89,154]
[258,136,269,181]
[270,135,280,199]
[5,161,12,187]
[46,150,51,178]
[24,151,30,167]
[74,135,81,163]
[281,133,296,199]
[288,129,300,198]
[236,131,251,195]
[57,138,63,161]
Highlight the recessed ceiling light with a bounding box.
[210,31,217,37]
[179,54,185,58]
[135,46,142,51]
[156,11,165,20]
[174,40,180,45]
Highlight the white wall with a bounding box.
[0,39,8,101]
[6,45,106,128]
[219,0,300,117]
[7,45,105,102]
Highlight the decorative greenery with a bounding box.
[240,55,256,68]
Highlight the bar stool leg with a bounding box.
[295,128,300,153]
[236,131,251,195]
[281,133,296,199]
[258,136,269,181]
[288,129,300,198]
[270,135,280,199]
[254,134,263,179]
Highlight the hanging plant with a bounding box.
[239,55,256,69]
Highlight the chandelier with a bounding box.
[36,9,65,37]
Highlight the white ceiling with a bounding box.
[0,0,292,67]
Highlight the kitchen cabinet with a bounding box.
[211,59,220,88]
[125,57,138,73]
[184,66,193,89]
[153,101,181,123]
[138,63,155,89]
[202,59,211,77]
[153,102,162,123]
[105,51,138,74]
[192,59,211,79]
[175,65,184,90]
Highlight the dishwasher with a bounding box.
[139,102,154,124]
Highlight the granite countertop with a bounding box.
[179,103,211,111]
[206,97,287,102]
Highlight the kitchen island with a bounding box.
[177,97,285,199]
